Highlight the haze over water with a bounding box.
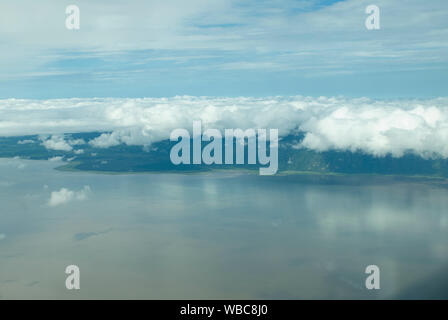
[1,158,448,299]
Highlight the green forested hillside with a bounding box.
[1,132,448,177]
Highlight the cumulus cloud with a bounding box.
[48,186,91,207]
[74,149,84,155]
[48,156,64,162]
[40,135,73,151]
[39,135,86,152]
[89,132,122,148]
[299,102,448,158]
[69,139,86,146]
[2,96,448,159]
[17,139,34,144]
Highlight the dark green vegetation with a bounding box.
[1,132,448,177]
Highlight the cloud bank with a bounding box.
[48,186,91,207]
[39,135,86,152]
[40,135,73,151]
[1,96,448,158]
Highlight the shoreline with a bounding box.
[54,161,448,182]
[2,157,447,182]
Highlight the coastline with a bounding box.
[53,160,448,183]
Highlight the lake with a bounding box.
[1,158,448,299]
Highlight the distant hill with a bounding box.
[1,132,448,177]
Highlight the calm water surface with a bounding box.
[1,158,448,299]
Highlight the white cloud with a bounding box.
[0,0,447,79]
[89,132,122,148]
[48,156,64,162]
[39,135,86,152]
[17,139,34,144]
[0,233,6,240]
[2,96,448,159]
[40,135,73,151]
[48,186,91,207]
[69,139,86,146]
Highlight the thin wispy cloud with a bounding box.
[48,186,91,207]
[0,0,447,97]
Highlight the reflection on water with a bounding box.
[1,158,448,299]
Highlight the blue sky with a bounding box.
[0,0,447,99]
